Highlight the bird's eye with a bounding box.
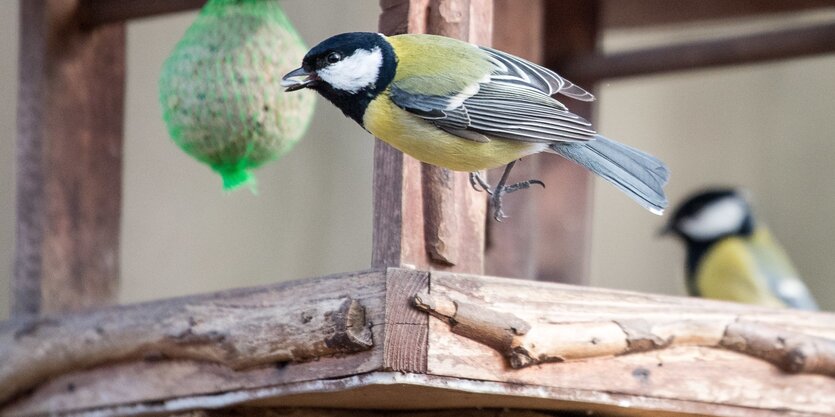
[326,52,342,64]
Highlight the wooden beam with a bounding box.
[556,21,835,82]
[79,0,206,26]
[168,409,558,417]
[373,0,489,274]
[0,270,387,409]
[535,0,599,285]
[14,0,124,317]
[602,0,835,29]
[4,269,835,417]
[485,0,543,280]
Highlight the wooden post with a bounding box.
[533,0,600,285]
[374,0,491,274]
[484,0,543,280]
[14,0,125,316]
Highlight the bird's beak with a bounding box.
[282,67,318,92]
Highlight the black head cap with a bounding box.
[297,32,397,125]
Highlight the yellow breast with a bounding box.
[695,235,786,308]
[363,92,545,172]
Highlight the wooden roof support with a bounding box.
[532,0,600,285]
[374,0,489,274]
[14,0,124,317]
[602,0,835,29]
[557,21,835,83]
[484,0,542,280]
[78,0,207,26]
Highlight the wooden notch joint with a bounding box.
[324,298,375,353]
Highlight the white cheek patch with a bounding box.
[678,196,747,241]
[317,47,383,93]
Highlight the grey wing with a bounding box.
[765,273,819,311]
[753,239,819,310]
[389,77,597,144]
[479,46,595,101]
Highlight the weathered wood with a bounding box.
[0,270,385,409]
[427,271,835,416]
[374,0,489,274]
[485,0,542,280]
[373,0,430,271]
[6,270,835,416]
[535,0,599,285]
[14,0,124,317]
[383,268,430,373]
[602,0,835,29]
[79,0,206,26]
[168,408,559,417]
[557,21,835,83]
[416,290,835,375]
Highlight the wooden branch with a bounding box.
[0,270,383,407]
[374,0,488,274]
[426,271,835,416]
[416,290,835,376]
[79,0,206,26]
[15,0,124,317]
[556,21,835,82]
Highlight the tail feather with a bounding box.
[551,135,670,214]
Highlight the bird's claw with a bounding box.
[470,164,545,221]
[468,172,493,195]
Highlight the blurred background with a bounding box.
[1,1,834,319]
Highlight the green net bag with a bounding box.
[159,0,315,191]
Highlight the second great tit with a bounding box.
[282,32,669,220]
[663,188,818,310]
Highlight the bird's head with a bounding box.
[661,188,754,243]
[282,32,396,123]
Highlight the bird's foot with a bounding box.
[469,172,492,194]
[489,179,545,222]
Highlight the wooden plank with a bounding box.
[7,372,819,417]
[79,0,206,26]
[0,270,386,412]
[602,0,835,29]
[426,271,835,417]
[5,270,835,416]
[556,21,835,83]
[14,0,124,317]
[383,269,429,373]
[534,0,598,285]
[373,0,489,274]
[167,407,557,417]
[373,0,429,271]
[484,0,542,280]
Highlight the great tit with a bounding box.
[663,188,818,310]
[282,32,669,220]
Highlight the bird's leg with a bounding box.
[487,161,546,221]
[469,171,492,194]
